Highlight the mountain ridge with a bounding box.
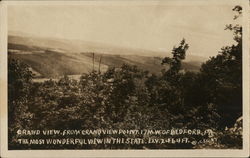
[8,33,207,61]
[8,34,204,79]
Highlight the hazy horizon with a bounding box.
[8,2,241,58]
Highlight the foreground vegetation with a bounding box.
[8,6,242,149]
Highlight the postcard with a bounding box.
[0,0,249,157]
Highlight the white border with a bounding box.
[0,0,249,157]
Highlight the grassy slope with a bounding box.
[9,50,164,78]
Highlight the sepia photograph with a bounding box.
[0,0,249,157]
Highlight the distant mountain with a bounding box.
[8,35,164,56]
[8,34,205,79]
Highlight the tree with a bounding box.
[162,39,189,79]
[199,6,242,127]
[8,57,34,149]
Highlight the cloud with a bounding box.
[8,3,239,58]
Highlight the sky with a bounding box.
[8,2,241,58]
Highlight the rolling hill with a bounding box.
[8,34,205,80]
